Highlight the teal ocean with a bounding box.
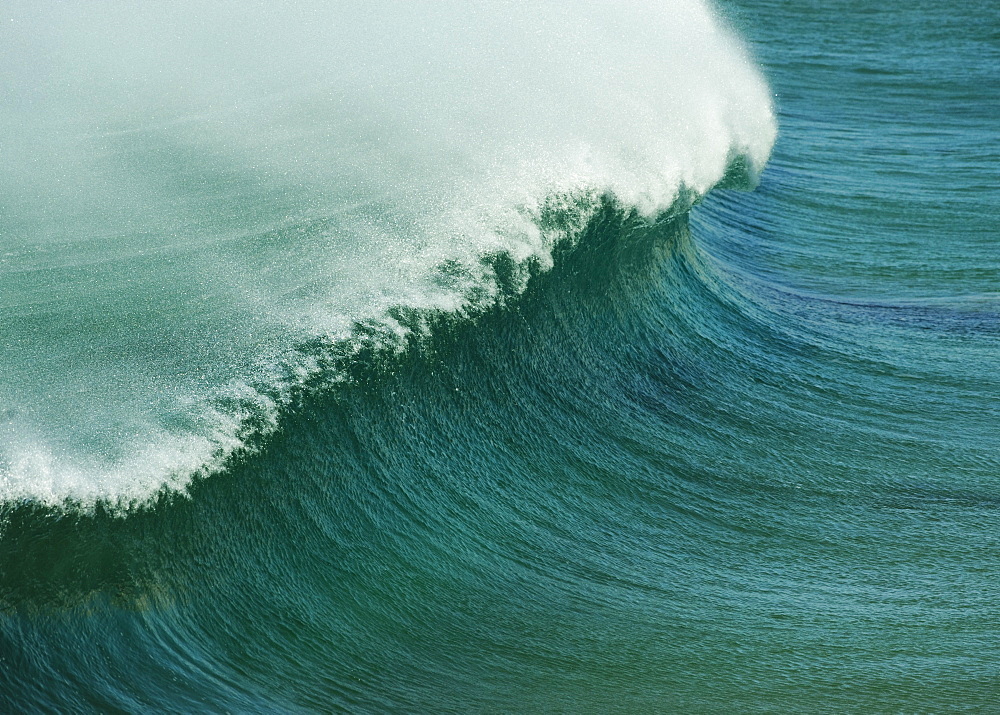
[2,0,998,711]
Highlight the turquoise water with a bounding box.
[2,0,998,711]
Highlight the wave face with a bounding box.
[0,0,773,507]
[3,0,1000,712]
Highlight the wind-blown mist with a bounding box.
[0,0,775,506]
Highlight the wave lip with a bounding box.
[0,0,776,509]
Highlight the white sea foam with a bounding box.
[0,0,776,507]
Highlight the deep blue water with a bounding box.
[2,0,998,711]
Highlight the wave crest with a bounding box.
[0,0,775,508]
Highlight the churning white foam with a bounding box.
[0,0,776,507]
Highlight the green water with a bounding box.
[2,0,998,711]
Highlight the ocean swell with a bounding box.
[0,0,776,508]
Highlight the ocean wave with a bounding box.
[0,0,775,508]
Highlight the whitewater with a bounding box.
[4,0,1000,710]
[0,0,775,507]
